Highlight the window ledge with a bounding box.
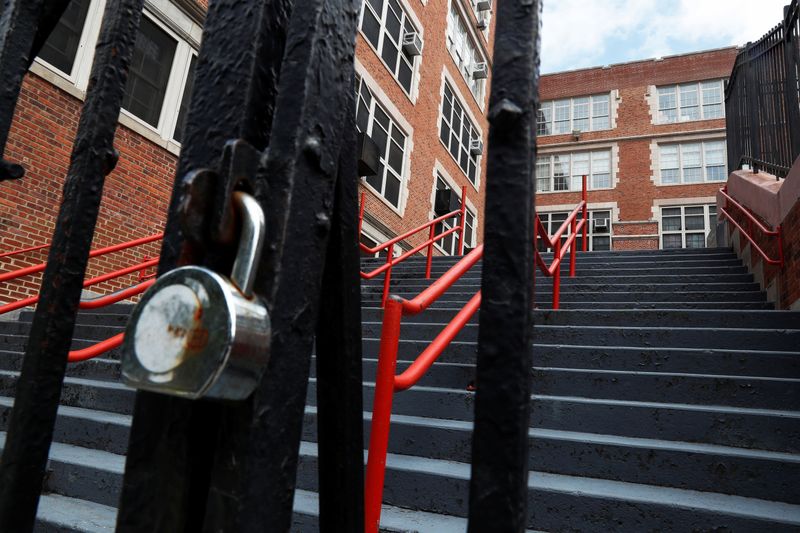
[536,187,614,195]
[118,112,181,156]
[656,180,726,187]
[29,62,86,102]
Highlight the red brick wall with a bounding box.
[537,47,739,250]
[0,74,172,305]
[358,0,493,251]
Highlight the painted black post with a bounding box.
[783,4,800,161]
[200,0,360,529]
[745,43,762,173]
[0,0,144,529]
[0,0,70,181]
[467,0,540,532]
[314,72,365,533]
[116,1,292,530]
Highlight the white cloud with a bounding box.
[541,0,789,73]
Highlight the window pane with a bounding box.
[123,17,178,127]
[38,0,91,75]
[593,236,611,251]
[361,8,381,48]
[554,100,570,133]
[384,174,401,206]
[172,55,197,143]
[592,95,610,131]
[685,206,704,215]
[679,84,699,121]
[658,86,677,123]
[662,216,682,231]
[663,234,683,249]
[685,233,705,248]
[685,215,705,230]
[592,173,610,189]
[681,144,702,167]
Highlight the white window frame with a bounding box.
[119,12,197,144]
[439,80,481,188]
[446,0,488,105]
[356,76,410,213]
[358,0,421,98]
[656,79,725,124]
[432,172,478,256]
[658,140,727,185]
[535,149,613,193]
[659,204,717,249]
[537,209,613,252]
[537,93,611,136]
[33,0,105,90]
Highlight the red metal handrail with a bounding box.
[0,232,163,282]
[719,186,784,266]
[1,233,164,363]
[0,243,50,260]
[360,187,469,307]
[363,178,589,532]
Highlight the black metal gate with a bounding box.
[0,0,540,530]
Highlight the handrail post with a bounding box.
[569,218,577,277]
[364,298,403,533]
[358,192,366,237]
[553,239,561,310]
[582,175,588,252]
[458,185,468,255]
[381,250,393,308]
[425,225,435,279]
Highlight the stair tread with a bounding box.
[299,441,800,524]
[0,396,130,426]
[0,432,125,473]
[36,493,117,533]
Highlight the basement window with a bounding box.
[537,210,611,251]
[660,204,717,249]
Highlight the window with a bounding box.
[537,209,611,252]
[172,55,197,143]
[356,77,408,208]
[535,150,612,192]
[446,3,487,103]
[360,0,418,94]
[661,205,716,249]
[440,82,481,185]
[657,80,724,123]
[434,176,477,256]
[122,17,178,127]
[537,94,611,136]
[38,0,91,76]
[659,140,726,185]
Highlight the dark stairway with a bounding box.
[0,247,799,531]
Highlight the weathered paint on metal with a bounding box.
[0,0,144,529]
[467,0,541,532]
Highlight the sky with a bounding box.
[540,0,789,74]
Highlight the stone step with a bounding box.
[35,493,117,533]
[296,441,800,531]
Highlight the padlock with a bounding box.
[121,191,270,400]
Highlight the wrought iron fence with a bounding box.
[725,0,800,179]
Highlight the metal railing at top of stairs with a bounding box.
[0,233,163,361]
[363,177,588,533]
[719,186,785,267]
[359,187,469,307]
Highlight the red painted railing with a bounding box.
[360,187,469,307]
[1,233,163,361]
[719,186,784,266]
[363,178,588,532]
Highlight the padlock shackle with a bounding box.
[231,191,265,298]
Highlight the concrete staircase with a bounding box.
[1,247,799,531]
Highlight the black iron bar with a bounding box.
[200,0,359,529]
[0,0,144,529]
[467,0,540,532]
[314,75,365,533]
[116,0,292,529]
[0,0,70,181]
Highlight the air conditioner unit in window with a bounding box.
[402,31,423,56]
[476,15,489,30]
[476,0,492,11]
[593,218,609,231]
[472,62,489,79]
[470,139,484,156]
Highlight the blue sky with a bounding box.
[541,0,789,74]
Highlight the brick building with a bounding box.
[536,47,739,251]
[0,0,495,303]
